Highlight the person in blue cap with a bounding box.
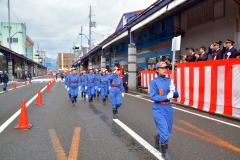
[100,68,110,104]
[108,67,124,119]
[94,69,101,98]
[79,70,88,100]
[150,61,179,157]
[86,68,96,103]
[67,69,80,104]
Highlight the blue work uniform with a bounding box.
[108,73,124,110]
[86,73,96,99]
[79,75,88,94]
[67,74,80,100]
[150,76,179,143]
[100,75,110,100]
[95,74,101,94]
[65,74,71,98]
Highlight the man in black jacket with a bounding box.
[2,71,9,91]
[212,41,223,60]
[196,47,208,61]
[186,48,196,62]
[224,39,238,59]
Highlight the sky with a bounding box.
[0,0,157,59]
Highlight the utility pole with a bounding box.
[89,5,96,50]
[8,0,11,49]
[80,26,83,57]
[89,5,92,50]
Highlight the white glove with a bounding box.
[95,86,97,90]
[98,88,101,92]
[67,88,70,91]
[122,93,124,97]
[170,80,175,92]
[79,87,81,91]
[65,85,67,89]
[86,94,88,99]
[109,86,111,90]
[167,91,174,100]
[85,86,87,90]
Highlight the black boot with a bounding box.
[74,97,77,102]
[71,99,75,104]
[81,92,83,98]
[155,135,160,149]
[112,109,118,119]
[160,143,168,157]
[84,94,86,100]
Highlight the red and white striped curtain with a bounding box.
[141,59,240,119]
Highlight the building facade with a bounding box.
[58,53,75,70]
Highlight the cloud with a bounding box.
[0,0,157,59]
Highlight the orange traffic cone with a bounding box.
[24,80,27,86]
[35,89,43,105]
[14,100,32,130]
[13,82,17,89]
[46,83,51,93]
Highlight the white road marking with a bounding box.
[113,119,164,160]
[0,85,48,133]
[0,85,25,94]
[126,93,240,129]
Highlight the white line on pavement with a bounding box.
[0,85,48,133]
[126,93,240,129]
[0,85,26,94]
[113,119,164,160]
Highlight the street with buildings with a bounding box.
[0,0,240,160]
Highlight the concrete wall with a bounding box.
[179,0,240,54]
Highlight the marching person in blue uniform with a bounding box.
[86,68,96,103]
[79,70,88,100]
[224,39,238,59]
[100,69,110,104]
[212,41,223,60]
[108,67,124,119]
[67,69,80,104]
[2,71,9,92]
[150,62,179,157]
[65,71,71,98]
[94,69,101,98]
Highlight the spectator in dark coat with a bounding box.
[224,39,238,59]
[2,71,9,91]
[212,41,223,60]
[196,47,208,61]
[185,48,196,62]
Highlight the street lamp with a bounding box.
[79,33,91,50]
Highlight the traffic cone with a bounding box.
[24,80,27,86]
[14,100,32,130]
[35,89,43,105]
[46,83,51,93]
[13,82,17,89]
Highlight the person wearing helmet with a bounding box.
[79,70,88,100]
[150,61,179,157]
[67,69,80,104]
[94,69,101,98]
[100,69,109,104]
[108,67,124,119]
[86,68,96,103]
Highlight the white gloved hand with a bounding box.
[67,88,70,91]
[95,86,97,90]
[98,88,101,92]
[109,86,111,90]
[86,94,88,99]
[79,87,81,91]
[122,93,124,97]
[65,85,67,89]
[167,91,174,100]
[85,86,87,90]
[169,80,175,92]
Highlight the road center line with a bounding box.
[126,93,240,129]
[113,119,164,160]
[0,85,48,133]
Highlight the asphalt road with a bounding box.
[0,80,239,160]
